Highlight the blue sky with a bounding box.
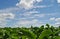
[0,0,60,27]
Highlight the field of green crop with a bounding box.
[0,24,60,39]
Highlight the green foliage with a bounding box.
[0,24,60,39]
[38,29,52,39]
[18,29,36,39]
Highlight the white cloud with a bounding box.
[0,7,19,13]
[16,0,35,9]
[28,11,39,14]
[55,18,60,22]
[16,0,43,9]
[34,14,45,17]
[15,19,43,27]
[33,4,53,8]
[0,13,15,27]
[55,18,60,26]
[0,7,18,27]
[55,22,60,26]
[20,11,39,17]
[50,17,60,22]
[50,17,55,21]
[36,0,42,2]
[0,21,7,27]
[50,17,60,26]
[20,12,56,20]
[16,0,52,9]
[57,0,60,3]
[19,19,38,25]
[20,10,45,18]
[0,13,15,19]
[34,5,47,8]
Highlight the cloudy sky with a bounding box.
[0,0,60,27]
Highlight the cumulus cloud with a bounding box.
[50,17,60,22]
[20,11,55,21]
[16,0,35,9]
[57,0,60,3]
[34,14,45,17]
[55,22,60,25]
[0,7,18,27]
[15,19,43,27]
[19,9,48,18]
[50,17,55,21]
[36,0,42,2]
[0,13,15,27]
[33,5,53,8]
[17,19,38,25]
[55,18,60,26]
[50,17,60,26]
[19,12,45,20]
[0,13,15,19]
[0,0,59,27]
[0,7,19,13]
[55,18,60,22]
[16,0,43,9]
[20,11,39,17]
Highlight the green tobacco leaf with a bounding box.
[54,36,60,39]
[38,29,52,39]
[19,29,36,39]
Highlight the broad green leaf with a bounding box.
[38,29,52,39]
